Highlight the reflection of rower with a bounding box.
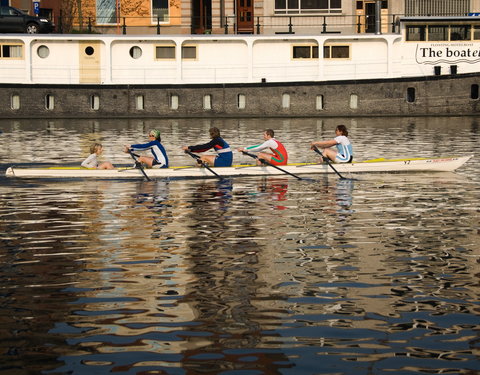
[257,177,288,210]
[134,179,170,206]
[335,178,354,211]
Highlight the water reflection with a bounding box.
[0,117,479,375]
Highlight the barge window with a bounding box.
[0,44,23,58]
[282,93,290,108]
[237,94,246,109]
[90,95,100,110]
[182,46,197,59]
[428,25,448,41]
[11,95,20,110]
[156,46,175,59]
[406,87,415,103]
[474,26,480,40]
[85,46,95,56]
[323,45,350,59]
[135,95,145,110]
[450,25,470,41]
[316,95,324,110]
[203,95,212,110]
[350,94,358,109]
[471,84,479,100]
[37,45,49,58]
[45,95,55,110]
[406,25,426,41]
[292,45,318,59]
[130,46,142,59]
[170,94,179,109]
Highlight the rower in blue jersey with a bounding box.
[182,127,233,167]
[310,124,353,163]
[124,129,169,168]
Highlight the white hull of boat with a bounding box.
[4,156,473,179]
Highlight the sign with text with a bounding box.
[33,2,40,14]
[416,43,480,65]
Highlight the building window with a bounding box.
[45,94,55,110]
[406,87,415,103]
[203,95,212,109]
[156,46,175,59]
[152,0,169,22]
[11,94,20,110]
[97,0,118,24]
[37,45,49,58]
[135,94,145,110]
[130,46,142,59]
[275,0,342,14]
[90,95,100,110]
[282,93,290,108]
[405,0,468,16]
[170,94,179,109]
[350,94,358,109]
[316,95,324,110]
[471,84,479,100]
[0,44,23,58]
[323,45,350,59]
[182,46,197,59]
[237,94,246,109]
[292,45,318,59]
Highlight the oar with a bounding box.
[184,150,223,180]
[311,145,346,180]
[128,149,151,181]
[241,150,303,180]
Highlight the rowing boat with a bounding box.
[4,155,473,179]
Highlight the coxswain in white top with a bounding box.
[81,143,115,169]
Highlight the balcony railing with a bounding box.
[55,13,408,35]
[55,11,475,36]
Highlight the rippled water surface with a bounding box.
[0,117,479,375]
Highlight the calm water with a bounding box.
[0,117,479,375]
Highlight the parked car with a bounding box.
[0,6,55,34]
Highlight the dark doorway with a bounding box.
[237,0,254,34]
[365,2,376,33]
[192,0,212,34]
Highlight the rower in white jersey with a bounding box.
[310,124,353,163]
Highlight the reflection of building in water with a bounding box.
[65,180,198,360]
[180,178,293,373]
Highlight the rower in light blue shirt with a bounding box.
[310,124,353,163]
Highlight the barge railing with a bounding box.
[55,13,407,35]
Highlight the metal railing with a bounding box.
[55,13,405,35]
[55,12,475,36]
